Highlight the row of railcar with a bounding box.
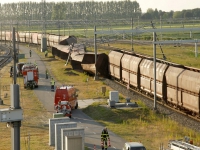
[0,31,109,77]
[2,31,199,117]
[0,31,77,47]
[108,50,200,117]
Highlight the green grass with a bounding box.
[82,102,200,150]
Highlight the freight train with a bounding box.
[108,50,200,117]
[1,31,200,118]
[0,31,77,48]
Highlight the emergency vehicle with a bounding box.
[22,63,39,89]
[123,142,146,150]
[168,139,200,150]
[54,86,78,118]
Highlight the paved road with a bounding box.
[19,45,126,150]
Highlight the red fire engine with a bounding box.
[22,63,39,89]
[54,86,78,118]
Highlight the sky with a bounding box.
[0,0,200,13]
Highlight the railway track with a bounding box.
[104,78,200,132]
[0,44,12,69]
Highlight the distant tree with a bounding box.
[147,8,154,14]
[141,12,152,19]
[154,8,159,19]
[184,11,193,18]
[158,10,164,17]
[173,11,183,18]
[169,10,174,18]
[192,8,200,17]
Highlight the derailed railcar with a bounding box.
[52,44,71,59]
[95,53,109,77]
[71,52,95,70]
[81,53,109,77]
[59,35,77,45]
[71,52,84,70]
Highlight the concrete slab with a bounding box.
[77,99,104,109]
[61,127,84,150]
[49,117,70,146]
[55,122,77,150]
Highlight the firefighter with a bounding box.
[62,101,72,118]
[101,127,110,150]
[56,100,61,112]
[29,49,32,57]
[50,78,55,91]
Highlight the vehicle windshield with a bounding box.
[130,147,146,150]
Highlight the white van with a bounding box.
[123,142,146,150]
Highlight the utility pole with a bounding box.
[94,26,98,80]
[131,17,134,52]
[10,27,23,150]
[41,0,47,52]
[153,32,157,111]
[0,27,23,150]
[0,23,1,45]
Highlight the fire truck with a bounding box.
[54,86,78,118]
[168,137,200,150]
[22,63,39,89]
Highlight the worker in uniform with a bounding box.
[62,101,72,118]
[10,66,13,77]
[29,49,32,57]
[101,127,110,150]
[45,69,48,79]
[50,78,55,91]
[34,61,37,67]
[56,100,61,113]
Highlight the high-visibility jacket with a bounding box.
[51,80,55,85]
[101,129,109,140]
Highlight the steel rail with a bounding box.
[113,79,200,123]
[0,44,12,69]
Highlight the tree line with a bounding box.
[0,0,199,21]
